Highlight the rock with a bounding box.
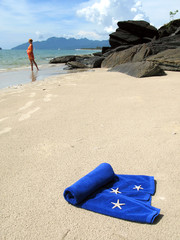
[50,53,104,69]
[103,45,134,57]
[75,54,93,60]
[109,20,158,48]
[66,61,87,69]
[49,54,92,63]
[146,48,180,71]
[93,52,103,56]
[102,47,111,54]
[109,61,166,78]
[49,55,76,63]
[77,56,105,68]
[102,34,180,68]
[155,34,180,48]
[158,19,180,38]
[174,27,180,35]
[102,44,151,68]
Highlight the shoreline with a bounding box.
[0,64,94,90]
[0,63,68,89]
[1,69,180,239]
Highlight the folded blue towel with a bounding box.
[64,163,160,224]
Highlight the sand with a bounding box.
[0,69,180,240]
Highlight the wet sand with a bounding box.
[0,69,180,239]
[0,64,66,89]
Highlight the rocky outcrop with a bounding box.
[146,48,180,71]
[49,19,180,77]
[102,34,180,69]
[49,55,92,63]
[109,21,158,48]
[78,56,105,68]
[50,55,76,63]
[102,26,180,75]
[108,61,166,78]
[102,44,151,68]
[50,53,105,69]
[158,19,180,37]
[66,56,105,69]
[102,45,134,56]
[67,61,87,69]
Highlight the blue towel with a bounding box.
[64,163,160,224]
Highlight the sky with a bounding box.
[0,0,180,49]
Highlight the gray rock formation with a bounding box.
[49,19,180,77]
[102,44,150,68]
[50,55,76,63]
[102,34,180,71]
[49,55,92,64]
[66,56,105,69]
[109,61,166,78]
[78,56,104,68]
[67,61,87,69]
[146,48,180,71]
[158,19,180,37]
[109,21,158,48]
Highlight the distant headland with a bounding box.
[12,37,110,50]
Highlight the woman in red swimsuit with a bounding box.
[27,39,39,71]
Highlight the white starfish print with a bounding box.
[111,199,125,209]
[133,185,144,191]
[110,188,122,194]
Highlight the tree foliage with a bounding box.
[169,10,179,20]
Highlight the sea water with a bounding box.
[0,49,99,89]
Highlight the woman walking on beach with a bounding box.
[27,39,39,71]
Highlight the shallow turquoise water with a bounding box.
[0,49,99,71]
[0,49,99,88]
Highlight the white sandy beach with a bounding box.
[0,69,180,239]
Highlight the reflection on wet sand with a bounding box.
[31,71,38,82]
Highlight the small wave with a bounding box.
[0,66,30,73]
[0,69,8,73]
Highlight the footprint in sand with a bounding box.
[0,99,6,103]
[64,83,77,86]
[0,117,9,123]
[0,127,12,135]
[43,94,53,102]
[19,107,40,121]
[29,92,36,98]
[18,101,34,111]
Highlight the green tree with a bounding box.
[169,10,179,21]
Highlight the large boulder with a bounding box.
[158,19,180,38]
[109,20,158,48]
[49,54,92,64]
[103,45,134,57]
[153,34,180,48]
[65,56,105,69]
[102,44,152,68]
[109,61,166,78]
[146,48,180,71]
[76,56,105,68]
[67,61,87,69]
[50,55,76,63]
[102,34,180,68]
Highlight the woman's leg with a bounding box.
[29,60,33,71]
[32,60,39,70]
